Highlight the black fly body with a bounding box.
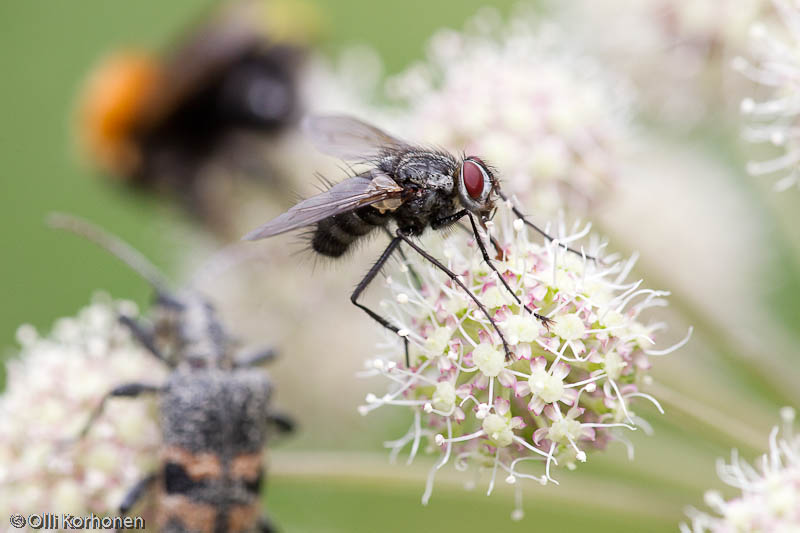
[50,214,292,533]
[243,115,594,365]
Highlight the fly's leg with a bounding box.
[381,226,422,290]
[351,236,411,367]
[436,211,553,331]
[466,214,553,330]
[430,209,469,230]
[498,191,597,261]
[395,230,513,360]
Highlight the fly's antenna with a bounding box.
[47,213,173,292]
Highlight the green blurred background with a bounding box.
[1,1,799,532]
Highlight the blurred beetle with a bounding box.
[51,214,293,533]
[77,0,319,233]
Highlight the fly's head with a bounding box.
[456,156,498,222]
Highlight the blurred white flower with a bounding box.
[0,294,164,519]
[681,407,800,532]
[556,0,768,123]
[737,0,800,192]
[359,207,689,519]
[386,6,633,213]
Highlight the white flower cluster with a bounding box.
[682,407,800,532]
[0,294,165,519]
[359,208,689,519]
[557,0,768,122]
[736,0,800,191]
[386,7,632,213]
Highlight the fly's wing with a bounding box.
[242,172,403,240]
[302,115,407,161]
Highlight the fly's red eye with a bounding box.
[462,160,485,199]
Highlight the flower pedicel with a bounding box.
[0,295,164,519]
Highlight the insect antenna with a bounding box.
[47,213,173,293]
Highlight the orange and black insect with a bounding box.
[77,1,312,229]
[52,214,293,533]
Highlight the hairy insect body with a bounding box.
[310,149,460,257]
[158,370,273,533]
[53,216,292,533]
[243,115,548,364]
[310,205,390,257]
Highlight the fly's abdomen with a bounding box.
[311,206,389,257]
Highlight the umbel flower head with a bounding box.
[556,0,766,123]
[681,407,800,532]
[736,0,800,192]
[0,294,164,518]
[359,206,689,519]
[386,7,632,213]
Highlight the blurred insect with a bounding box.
[78,0,316,232]
[243,115,595,364]
[50,214,293,533]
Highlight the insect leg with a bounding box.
[395,230,513,360]
[77,383,163,439]
[268,412,295,434]
[466,214,553,330]
[119,473,157,515]
[118,315,167,364]
[351,236,411,366]
[235,347,278,368]
[457,220,505,260]
[498,191,596,261]
[257,515,278,533]
[381,226,422,290]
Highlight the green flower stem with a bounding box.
[648,381,767,452]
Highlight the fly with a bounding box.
[243,115,594,364]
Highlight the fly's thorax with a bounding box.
[381,148,458,193]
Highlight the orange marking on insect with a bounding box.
[230,452,263,480]
[227,504,260,533]
[157,495,216,533]
[78,52,161,177]
[161,446,222,479]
